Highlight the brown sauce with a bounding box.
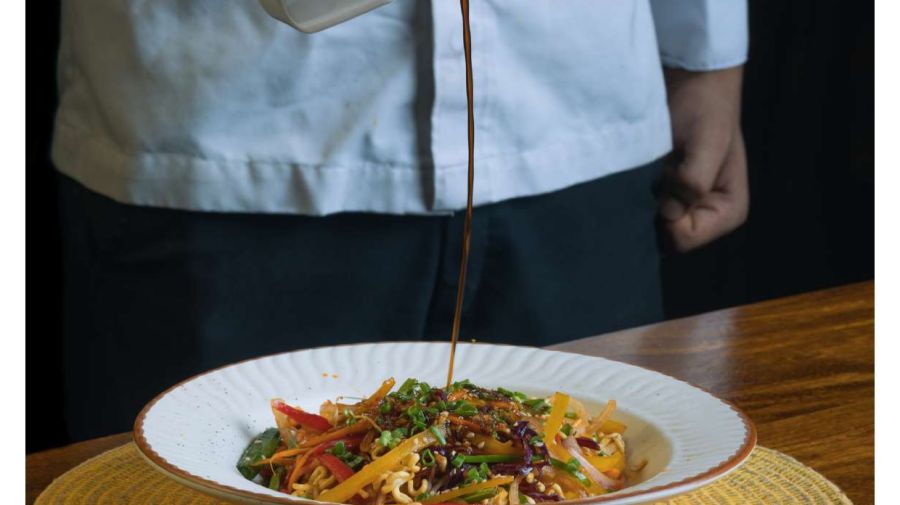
[445,0,476,388]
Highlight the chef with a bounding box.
[53,0,748,439]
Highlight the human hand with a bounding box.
[659,66,749,253]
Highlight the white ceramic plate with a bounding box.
[134,342,755,505]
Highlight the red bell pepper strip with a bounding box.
[317,453,355,482]
[273,400,333,432]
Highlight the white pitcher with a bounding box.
[258,0,393,33]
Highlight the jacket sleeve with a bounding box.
[649,0,749,71]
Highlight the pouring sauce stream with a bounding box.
[445,0,476,388]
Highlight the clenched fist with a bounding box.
[659,66,750,252]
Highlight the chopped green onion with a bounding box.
[564,411,578,420]
[497,388,528,402]
[328,441,347,457]
[450,379,475,392]
[453,401,479,417]
[398,378,418,395]
[379,401,391,414]
[430,426,447,445]
[451,453,466,468]
[523,398,551,414]
[463,463,491,485]
[421,449,436,467]
[550,457,591,487]
[406,405,428,432]
[344,454,365,469]
[550,457,580,474]
[560,423,573,436]
[378,430,402,449]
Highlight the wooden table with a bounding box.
[26,282,874,504]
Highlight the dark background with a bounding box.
[27,2,874,453]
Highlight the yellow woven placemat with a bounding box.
[36,444,852,505]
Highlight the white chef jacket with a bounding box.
[52,0,748,215]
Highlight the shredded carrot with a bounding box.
[447,414,488,433]
[252,447,305,467]
[285,445,319,489]
[300,422,370,448]
[355,414,383,433]
[447,390,468,401]
[464,398,518,410]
